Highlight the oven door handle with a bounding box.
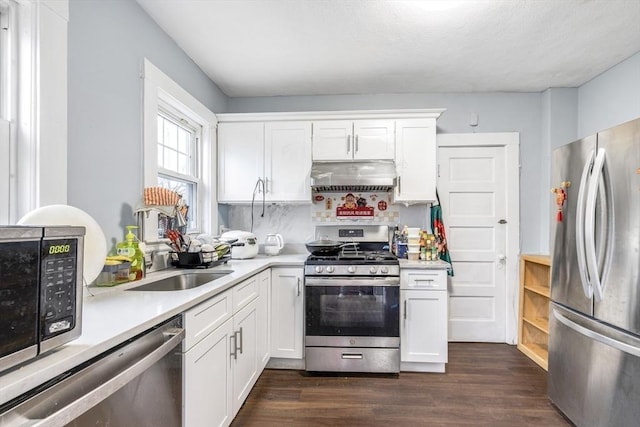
[304,277,400,287]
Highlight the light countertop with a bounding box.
[1,253,448,405]
[399,259,451,270]
[0,254,306,405]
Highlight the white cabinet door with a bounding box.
[232,298,259,417]
[218,122,264,202]
[401,289,448,363]
[312,120,395,161]
[270,268,304,359]
[264,122,312,202]
[257,269,271,370]
[183,318,234,427]
[394,119,437,203]
[353,120,395,160]
[311,120,352,160]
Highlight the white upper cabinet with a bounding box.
[218,121,311,203]
[394,118,438,203]
[218,122,264,203]
[312,120,395,161]
[264,122,312,202]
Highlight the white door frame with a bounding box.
[438,133,520,344]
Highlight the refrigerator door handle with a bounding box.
[553,308,640,358]
[575,151,594,299]
[584,148,606,302]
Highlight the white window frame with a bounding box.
[142,58,217,243]
[157,104,202,233]
[0,0,68,224]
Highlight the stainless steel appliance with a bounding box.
[0,226,85,374]
[548,118,640,427]
[310,160,397,192]
[305,225,400,373]
[0,316,184,427]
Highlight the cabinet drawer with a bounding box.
[401,270,447,290]
[233,274,259,314]
[183,290,232,351]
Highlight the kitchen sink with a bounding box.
[128,271,233,291]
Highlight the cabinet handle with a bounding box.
[265,177,270,194]
[355,134,359,153]
[230,333,237,360]
[297,278,301,296]
[341,353,363,359]
[238,327,243,355]
[347,135,351,153]
[404,300,407,320]
[398,176,402,194]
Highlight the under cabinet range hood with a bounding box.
[310,160,397,192]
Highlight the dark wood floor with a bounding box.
[231,343,572,427]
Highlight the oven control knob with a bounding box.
[369,266,378,274]
[347,265,356,274]
[315,266,323,273]
[326,266,335,273]
[380,267,389,274]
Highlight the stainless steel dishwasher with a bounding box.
[0,316,184,427]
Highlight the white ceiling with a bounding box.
[136,0,640,97]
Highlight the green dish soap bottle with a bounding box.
[116,226,144,281]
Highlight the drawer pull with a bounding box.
[341,353,363,360]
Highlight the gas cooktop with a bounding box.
[305,250,398,265]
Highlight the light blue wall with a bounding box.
[577,52,640,138]
[541,88,579,252]
[227,93,545,253]
[68,0,228,249]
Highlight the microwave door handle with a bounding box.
[576,151,594,299]
[585,149,606,302]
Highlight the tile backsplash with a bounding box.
[310,191,399,223]
[221,198,431,248]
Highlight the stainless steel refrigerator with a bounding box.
[548,118,640,427]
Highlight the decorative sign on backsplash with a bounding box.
[312,192,399,223]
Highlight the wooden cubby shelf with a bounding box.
[517,254,551,371]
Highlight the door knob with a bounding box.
[497,254,506,261]
[498,219,507,224]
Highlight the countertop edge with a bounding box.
[0,254,306,405]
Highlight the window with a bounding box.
[142,59,217,243]
[0,0,68,224]
[156,106,201,234]
[0,1,13,224]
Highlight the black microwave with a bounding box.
[0,226,85,373]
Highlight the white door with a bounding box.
[257,269,271,370]
[311,120,352,160]
[270,268,304,359]
[232,299,258,416]
[400,289,448,363]
[264,121,312,202]
[437,133,519,343]
[394,119,437,203]
[353,120,395,160]
[218,122,264,202]
[183,318,234,427]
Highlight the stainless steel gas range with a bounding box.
[304,225,400,374]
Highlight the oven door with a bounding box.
[305,277,399,346]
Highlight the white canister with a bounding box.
[264,233,284,256]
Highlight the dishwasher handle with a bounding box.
[1,324,184,427]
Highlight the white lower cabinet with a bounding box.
[400,269,448,372]
[183,273,265,427]
[184,317,234,427]
[270,268,304,359]
[257,269,271,370]
[231,299,259,416]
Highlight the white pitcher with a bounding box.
[264,233,284,256]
